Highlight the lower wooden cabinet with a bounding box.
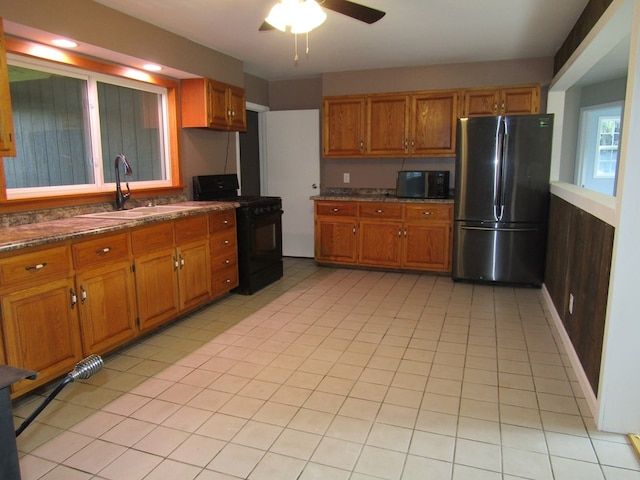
[315,200,453,273]
[0,208,239,397]
[1,277,83,396]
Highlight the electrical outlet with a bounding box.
[569,293,574,314]
[343,173,350,183]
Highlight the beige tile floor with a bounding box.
[12,258,640,479]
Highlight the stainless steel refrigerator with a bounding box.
[452,114,554,286]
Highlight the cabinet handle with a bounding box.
[501,101,505,112]
[224,278,231,284]
[222,239,230,245]
[180,255,185,269]
[223,259,231,265]
[25,262,47,271]
[398,229,402,237]
[360,140,364,150]
[95,247,111,255]
[222,220,229,225]
[332,208,339,212]
[352,226,356,235]
[375,209,384,214]
[422,211,434,215]
[80,285,87,304]
[404,228,408,238]
[70,288,78,308]
[174,257,179,270]
[493,102,498,113]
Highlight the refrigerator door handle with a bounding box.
[493,117,506,221]
[461,226,539,233]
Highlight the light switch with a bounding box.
[343,173,350,183]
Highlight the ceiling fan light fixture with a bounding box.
[266,0,327,34]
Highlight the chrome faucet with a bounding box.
[114,154,133,210]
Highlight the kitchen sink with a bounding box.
[78,204,199,220]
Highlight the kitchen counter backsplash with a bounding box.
[321,187,396,197]
[0,194,189,228]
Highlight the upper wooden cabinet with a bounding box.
[0,18,16,157]
[322,96,367,157]
[410,91,458,156]
[323,90,458,158]
[461,84,540,117]
[181,77,247,132]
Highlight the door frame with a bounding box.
[241,102,270,195]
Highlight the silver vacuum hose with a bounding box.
[15,354,104,437]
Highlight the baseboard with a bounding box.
[540,285,599,424]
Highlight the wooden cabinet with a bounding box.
[367,94,409,157]
[0,245,82,395]
[132,221,180,332]
[410,91,458,156]
[132,215,211,333]
[322,96,366,157]
[461,85,540,117]
[314,200,453,273]
[323,89,458,158]
[209,209,239,297]
[314,201,358,264]
[181,77,246,131]
[402,204,452,272]
[72,232,137,356]
[0,18,16,157]
[358,202,403,267]
[175,215,212,311]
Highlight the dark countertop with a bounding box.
[311,194,454,204]
[0,201,238,254]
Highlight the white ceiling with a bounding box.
[79,0,593,82]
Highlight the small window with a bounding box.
[594,116,620,178]
[575,102,623,196]
[4,55,171,199]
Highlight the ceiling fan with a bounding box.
[259,0,386,31]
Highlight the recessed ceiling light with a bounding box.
[51,39,78,48]
[142,64,162,72]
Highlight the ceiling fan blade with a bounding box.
[259,20,276,31]
[320,0,386,24]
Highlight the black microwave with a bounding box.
[396,170,450,199]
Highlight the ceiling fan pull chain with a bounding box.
[294,33,299,65]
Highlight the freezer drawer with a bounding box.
[452,222,547,285]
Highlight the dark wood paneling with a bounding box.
[545,195,614,394]
[554,0,614,74]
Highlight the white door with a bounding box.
[265,110,320,258]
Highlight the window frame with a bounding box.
[593,115,620,179]
[1,36,182,210]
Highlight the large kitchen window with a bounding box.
[4,55,171,199]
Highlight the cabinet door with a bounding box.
[501,86,540,115]
[76,263,137,355]
[367,94,409,156]
[358,220,402,267]
[134,248,180,333]
[177,239,212,311]
[0,19,15,157]
[323,97,366,157]
[315,218,358,263]
[227,85,247,132]
[410,91,458,156]
[462,89,500,117]
[403,222,451,271]
[2,278,82,395]
[209,79,230,129]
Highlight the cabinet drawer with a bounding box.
[0,245,71,288]
[404,204,452,222]
[175,214,208,244]
[214,265,239,294]
[131,222,174,255]
[72,232,130,270]
[210,230,237,255]
[209,209,237,232]
[358,202,403,219]
[316,201,357,217]
[212,251,237,270]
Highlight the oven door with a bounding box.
[239,209,283,274]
